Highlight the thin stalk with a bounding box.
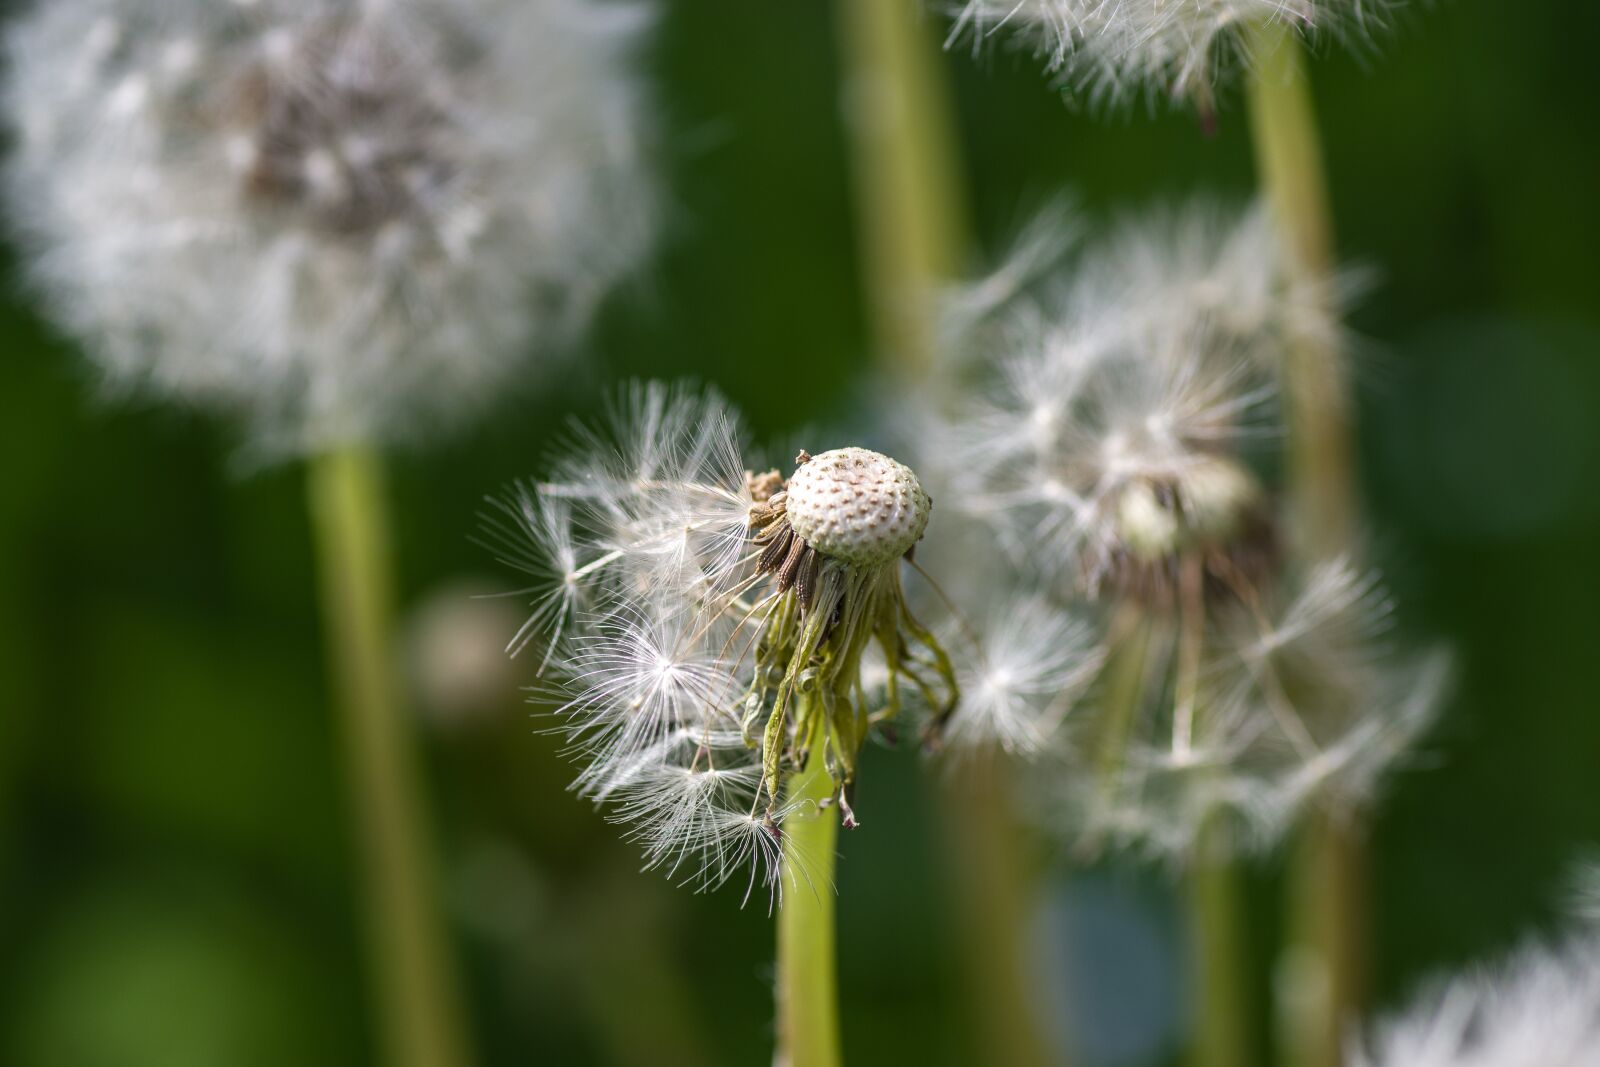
[1245,20,1362,1067]
[1190,822,1255,1067]
[308,445,472,1067]
[835,0,966,382]
[1093,603,1151,815]
[940,755,1058,1067]
[776,705,842,1067]
[1245,17,1355,550]
[1171,574,1255,1067]
[1279,812,1366,1067]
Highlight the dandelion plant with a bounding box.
[947,3,1413,1061]
[4,2,654,1062]
[923,202,1447,1067]
[485,383,961,1067]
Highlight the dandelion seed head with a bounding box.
[6,0,655,454]
[926,202,1444,862]
[1353,936,1600,1067]
[950,0,1394,111]
[927,201,1304,601]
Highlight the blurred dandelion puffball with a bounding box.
[920,201,1444,859]
[5,0,654,453]
[951,0,1389,107]
[1353,936,1600,1067]
[483,385,958,899]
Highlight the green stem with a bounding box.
[308,445,472,1067]
[1245,21,1363,1067]
[835,0,966,382]
[776,707,842,1067]
[1245,18,1355,552]
[940,755,1058,1067]
[1190,823,1255,1067]
[1093,605,1151,823]
[1278,812,1366,1067]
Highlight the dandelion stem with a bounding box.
[1190,819,1256,1067]
[308,445,472,1067]
[776,705,842,1067]
[1093,604,1150,813]
[941,755,1058,1067]
[1172,553,1206,760]
[835,0,966,381]
[1280,812,1367,1067]
[1245,18,1354,551]
[1177,613,1254,1067]
[1245,21,1362,1067]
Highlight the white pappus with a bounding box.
[5,0,655,454]
[949,0,1396,112]
[1352,935,1600,1067]
[920,201,1446,861]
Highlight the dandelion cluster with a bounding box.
[484,384,958,899]
[922,201,1444,859]
[1352,936,1600,1067]
[5,0,654,454]
[949,0,1392,110]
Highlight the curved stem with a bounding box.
[1245,21,1362,1067]
[308,445,472,1067]
[776,706,842,1067]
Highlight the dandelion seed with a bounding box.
[5,0,655,454]
[947,597,1104,756]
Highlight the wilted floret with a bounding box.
[5,0,654,453]
[485,384,958,900]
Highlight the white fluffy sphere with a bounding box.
[5,0,655,454]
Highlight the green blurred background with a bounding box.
[3,2,1598,1065]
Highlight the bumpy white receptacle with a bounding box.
[784,448,931,567]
